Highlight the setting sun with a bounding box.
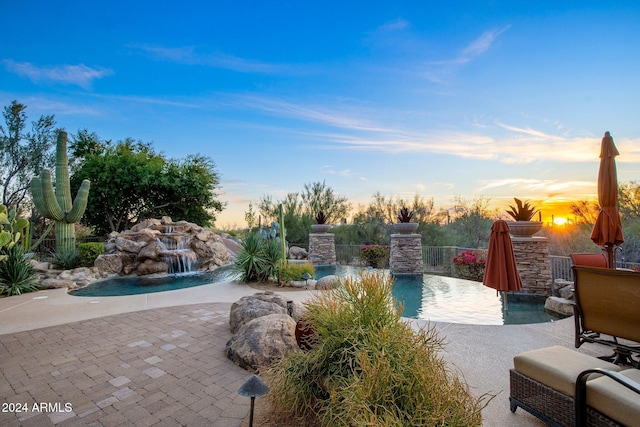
[553,217,568,226]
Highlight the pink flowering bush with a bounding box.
[360,244,389,268]
[453,250,487,281]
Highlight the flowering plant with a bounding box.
[453,250,487,281]
[359,244,389,268]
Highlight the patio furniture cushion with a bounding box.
[570,253,608,268]
[513,346,620,397]
[586,368,640,426]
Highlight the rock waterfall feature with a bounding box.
[95,217,231,276]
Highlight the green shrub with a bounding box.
[77,242,105,267]
[359,244,389,268]
[280,262,314,284]
[0,245,40,296]
[266,271,487,426]
[51,248,81,270]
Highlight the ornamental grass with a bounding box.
[265,270,489,426]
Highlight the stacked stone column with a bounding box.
[511,236,553,295]
[308,233,336,265]
[390,234,423,275]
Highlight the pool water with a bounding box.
[70,264,562,325]
[315,265,562,325]
[68,266,237,297]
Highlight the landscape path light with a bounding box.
[238,374,269,427]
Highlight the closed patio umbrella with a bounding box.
[483,220,523,312]
[590,131,624,268]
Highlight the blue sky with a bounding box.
[2,1,640,227]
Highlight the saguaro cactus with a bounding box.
[31,131,91,253]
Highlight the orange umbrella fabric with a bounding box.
[590,131,624,267]
[483,220,523,292]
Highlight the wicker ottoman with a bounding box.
[510,346,621,427]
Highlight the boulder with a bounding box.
[225,314,299,373]
[229,292,290,333]
[544,296,574,317]
[39,278,75,290]
[115,236,147,254]
[94,254,124,274]
[58,267,100,282]
[137,240,164,261]
[30,260,51,271]
[315,274,341,290]
[130,218,161,232]
[289,246,308,260]
[136,259,169,275]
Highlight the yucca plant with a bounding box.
[234,232,268,282]
[262,239,283,282]
[0,244,40,296]
[265,271,487,426]
[50,248,81,270]
[506,198,539,221]
[314,211,328,224]
[397,206,414,223]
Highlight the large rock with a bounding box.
[315,274,341,290]
[130,218,162,232]
[94,254,123,274]
[137,240,164,261]
[39,278,76,290]
[225,314,299,373]
[136,259,169,275]
[115,236,147,254]
[57,267,101,282]
[30,260,51,271]
[289,246,308,260]
[544,296,574,317]
[229,292,290,333]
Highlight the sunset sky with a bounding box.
[2,1,639,227]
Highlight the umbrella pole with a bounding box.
[500,291,509,314]
[606,245,615,269]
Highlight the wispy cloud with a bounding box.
[220,94,633,163]
[2,60,113,89]
[423,25,511,83]
[377,18,410,32]
[232,95,393,133]
[128,44,292,74]
[460,26,511,60]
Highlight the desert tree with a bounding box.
[0,101,56,210]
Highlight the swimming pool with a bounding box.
[68,266,237,297]
[316,265,562,325]
[70,264,562,325]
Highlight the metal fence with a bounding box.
[30,236,106,254]
[334,243,576,283]
[550,255,573,282]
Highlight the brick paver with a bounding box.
[0,303,251,426]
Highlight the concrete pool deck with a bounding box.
[0,280,610,426]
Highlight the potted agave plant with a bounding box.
[311,211,332,233]
[506,198,542,237]
[393,207,419,234]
